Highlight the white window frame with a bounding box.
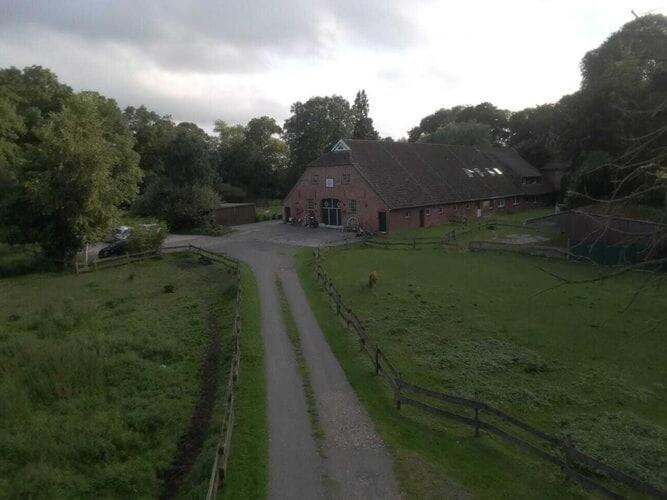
[513,196,519,206]
[425,208,431,216]
[325,177,334,188]
[404,210,411,218]
[498,199,506,208]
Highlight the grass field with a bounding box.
[297,246,667,497]
[0,253,238,498]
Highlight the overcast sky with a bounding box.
[0,0,663,138]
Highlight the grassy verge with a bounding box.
[219,264,268,500]
[275,276,326,456]
[296,247,667,498]
[0,243,54,277]
[0,253,236,497]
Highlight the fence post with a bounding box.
[474,407,480,437]
[375,348,380,375]
[395,371,402,410]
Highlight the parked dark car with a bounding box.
[98,240,128,259]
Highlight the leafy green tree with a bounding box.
[283,95,353,182]
[0,92,24,182]
[418,121,492,147]
[215,116,288,198]
[351,90,379,140]
[508,104,563,167]
[408,103,508,145]
[123,105,175,187]
[5,92,141,264]
[0,66,72,144]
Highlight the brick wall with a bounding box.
[283,165,389,231]
[387,195,552,232]
[285,166,552,233]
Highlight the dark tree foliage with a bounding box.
[283,95,353,184]
[216,116,288,199]
[408,102,509,146]
[351,90,380,140]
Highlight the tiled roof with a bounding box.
[307,140,553,209]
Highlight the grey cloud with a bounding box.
[0,0,427,73]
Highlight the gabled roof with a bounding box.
[307,139,553,209]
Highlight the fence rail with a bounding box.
[312,248,666,499]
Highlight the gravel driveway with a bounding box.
[165,221,399,499]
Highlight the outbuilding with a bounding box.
[212,203,256,226]
[283,139,555,233]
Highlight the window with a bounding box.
[513,196,519,206]
[438,207,444,215]
[498,199,506,208]
[349,199,357,214]
[312,173,319,184]
[465,202,471,209]
[493,168,503,175]
[486,168,496,176]
[404,210,411,218]
[325,177,334,188]
[463,168,474,178]
[342,172,351,184]
[426,208,431,216]
[306,198,315,210]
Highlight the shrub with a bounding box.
[126,222,167,254]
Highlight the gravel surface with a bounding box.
[164,221,399,499]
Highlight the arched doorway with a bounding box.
[321,198,342,226]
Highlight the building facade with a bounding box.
[283,139,554,233]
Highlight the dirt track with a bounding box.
[165,221,399,499]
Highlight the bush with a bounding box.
[126,223,167,253]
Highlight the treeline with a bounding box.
[409,14,666,206]
[0,14,664,265]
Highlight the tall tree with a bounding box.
[408,102,508,146]
[283,95,353,183]
[3,92,141,264]
[351,90,379,140]
[418,121,492,147]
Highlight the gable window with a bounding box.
[498,199,506,208]
[325,177,334,188]
[349,199,357,214]
[312,173,319,184]
[342,172,351,184]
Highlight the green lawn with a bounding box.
[220,264,268,500]
[0,254,238,498]
[0,243,53,277]
[297,246,666,497]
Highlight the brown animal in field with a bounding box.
[368,271,378,288]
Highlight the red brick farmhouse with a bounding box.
[283,139,555,233]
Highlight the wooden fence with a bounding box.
[162,245,242,499]
[75,249,160,273]
[312,248,666,499]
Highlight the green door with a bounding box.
[321,199,342,226]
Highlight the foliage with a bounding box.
[351,89,379,140]
[409,102,509,146]
[0,255,236,497]
[0,87,141,265]
[215,116,288,199]
[418,121,492,147]
[283,95,353,184]
[125,222,168,253]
